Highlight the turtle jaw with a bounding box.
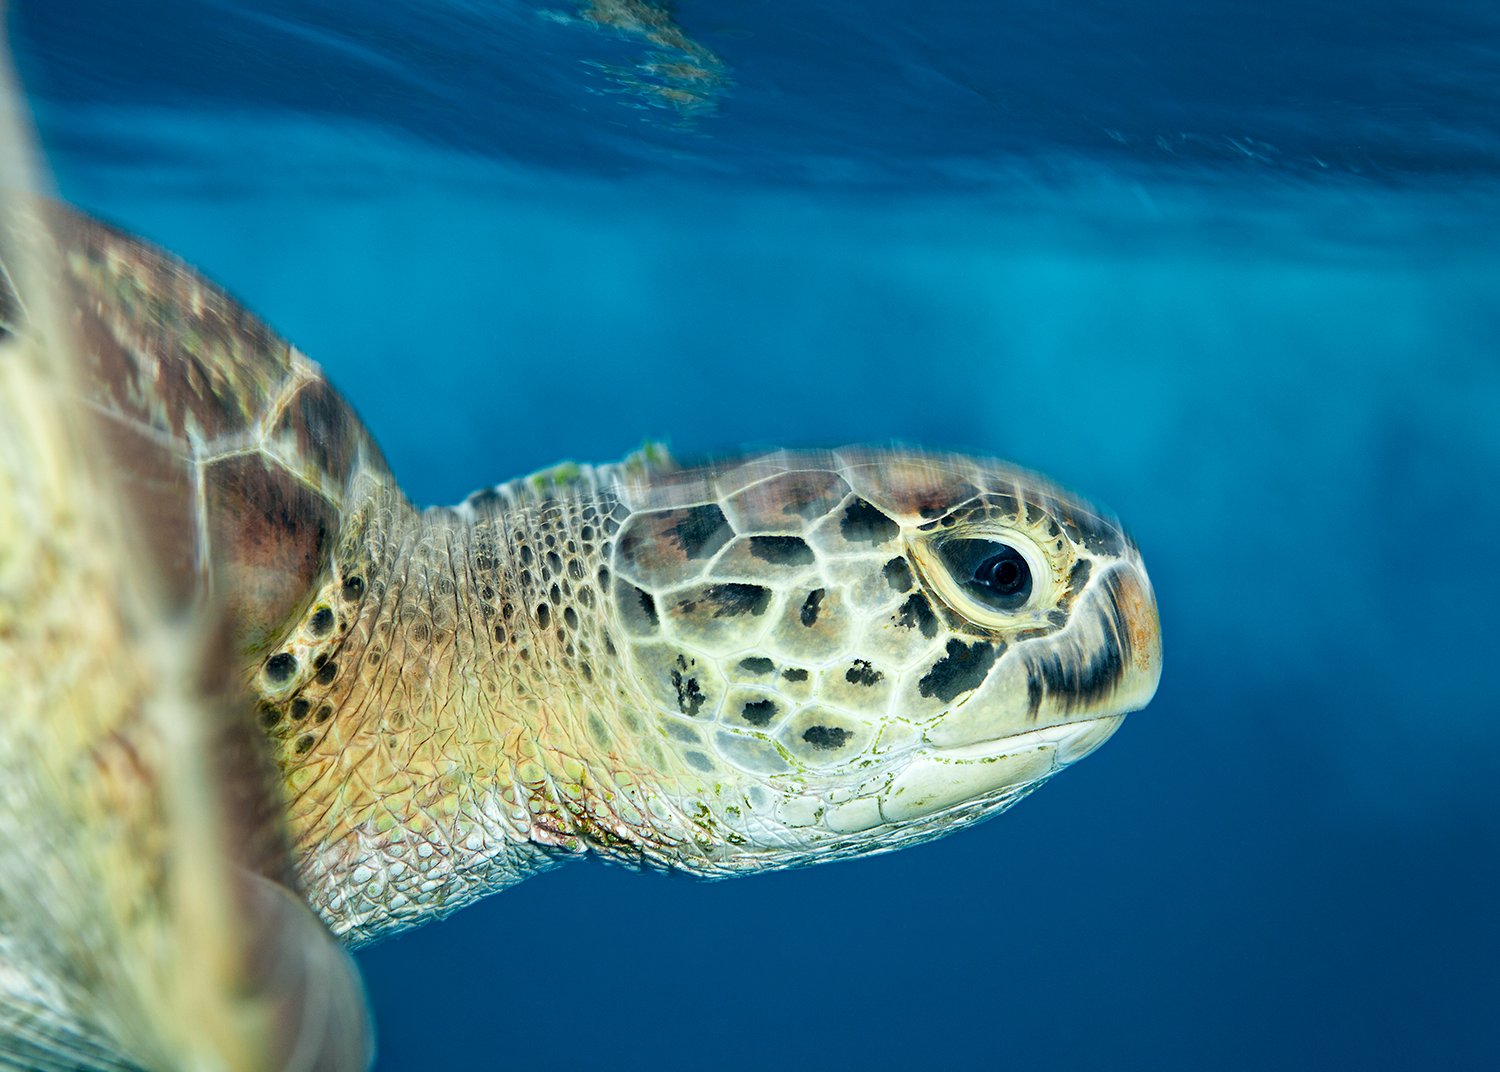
[879,715,1126,823]
[875,558,1161,824]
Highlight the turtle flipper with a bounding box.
[0,936,144,1072]
[0,35,373,1072]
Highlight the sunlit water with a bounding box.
[10,2,1500,1068]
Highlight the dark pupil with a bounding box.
[978,552,1026,594]
[937,538,1033,612]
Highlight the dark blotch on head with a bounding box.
[802,725,853,751]
[258,703,282,728]
[799,588,826,627]
[782,668,809,683]
[700,583,772,619]
[741,699,778,726]
[748,535,815,566]
[315,660,339,686]
[314,704,334,724]
[839,499,900,546]
[615,578,660,635]
[739,656,776,675]
[918,638,1000,703]
[845,659,884,687]
[265,652,297,684]
[673,504,734,559]
[291,698,311,720]
[894,593,939,639]
[536,603,551,629]
[1025,570,1133,716]
[309,606,334,636]
[883,557,914,592]
[671,669,707,716]
[294,734,315,755]
[341,575,364,601]
[1067,558,1093,592]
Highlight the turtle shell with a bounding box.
[34,205,395,653]
[0,185,377,1070]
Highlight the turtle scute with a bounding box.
[24,207,396,655]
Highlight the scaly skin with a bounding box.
[254,450,1162,945]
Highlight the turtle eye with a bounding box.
[938,538,1034,612]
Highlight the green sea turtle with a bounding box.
[0,48,1161,1072]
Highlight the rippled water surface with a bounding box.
[11,2,1499,1069]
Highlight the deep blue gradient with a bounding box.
[10,3,1500,1069]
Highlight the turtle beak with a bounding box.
[1096,556,1162,717]
[1028,555,1162,726]
[923,554,1162,752]
[883,557,1161,822]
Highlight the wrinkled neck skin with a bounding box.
[256,477,740,946]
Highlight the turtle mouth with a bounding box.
[880,714,1126,822]
[932,713,1126,765]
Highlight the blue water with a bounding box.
[11,2,1500,1068]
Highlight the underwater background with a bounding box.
[9,1,1499,1068]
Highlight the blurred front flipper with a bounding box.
[0,21,373,1072]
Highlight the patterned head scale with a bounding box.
[593,447,1161,865]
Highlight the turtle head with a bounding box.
[602,448,1161,869]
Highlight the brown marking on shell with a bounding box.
[61,212,296,443]
[85,413,201,609]
[9,204,397,656]
[266,377,384,496]
[204,454,342,652]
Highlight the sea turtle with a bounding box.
[0,55,1161,1072]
